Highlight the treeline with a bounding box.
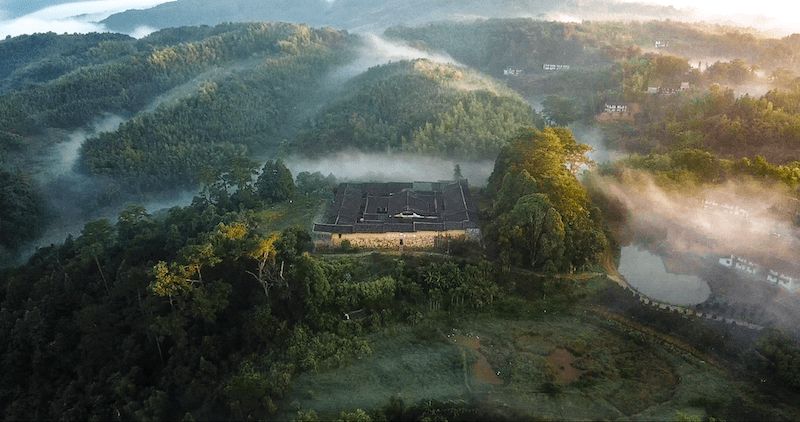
[603,148,800,188]
[0,24,265,91]
[294,59,543,160]
[485,127,609,272]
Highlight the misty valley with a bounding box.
[5,4,800,421]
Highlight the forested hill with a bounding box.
[0,22,359,195]
[0,22,356,137]
[385,19,800,77]
[77,23,358,193]
[293,59,544,160]
[0,32,134,95]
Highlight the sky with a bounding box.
[0,0,171,38]
[0,0,799,39]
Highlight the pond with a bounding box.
[618,245,710,306]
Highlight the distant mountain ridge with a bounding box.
[101,0,692,34]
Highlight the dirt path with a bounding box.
[448,332,503,386]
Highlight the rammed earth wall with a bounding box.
[328,230,469,250]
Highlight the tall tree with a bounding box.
[256,159,296,203]
[542,95,577,127]
[497,193,565,270]
[0,170,48,252]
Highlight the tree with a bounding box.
[295,171,334,196]
[494,169,538,216]
[551,127,595,176]
[0,170,48,251]
[488,127,607,271]
[541,95,577,126]
[759,328,800,389]
[226,155,260,208]
[497,194,565,269]
[76,218,115,293]
[246,232,285,298]
[453,163,463,180]
[256,159,296,203]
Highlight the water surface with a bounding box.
[618,245,710,305]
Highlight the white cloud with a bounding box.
[129,26,157,38]
[0,16,104,37]
[0,0,171,38]
[24,0,171,20]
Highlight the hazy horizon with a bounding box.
[2,0,800,39]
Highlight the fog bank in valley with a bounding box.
[597,172,798,259]
[286,152,495,187]
[325,33,463,90]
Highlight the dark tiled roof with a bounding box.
[317,180,479,233]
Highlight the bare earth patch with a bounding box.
[450,333,503,385]
[547,348,586,385]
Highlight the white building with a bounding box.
[503,68,524,76]
[719,254,800,293]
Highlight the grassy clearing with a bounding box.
[280,325,468,419]
[252,195,323,233]
[281,308,738,420]
[270,252,757,420]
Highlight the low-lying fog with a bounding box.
[325,33,463,91]
[286,152,495,186]
[605,175,796,255]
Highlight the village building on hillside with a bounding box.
[504,67,524,76]
[542,64,570,71]
[604,103,628,114]
[718,254,800,293]
[313,180,480,250]
[647,82,690,95]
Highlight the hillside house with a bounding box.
[604,103,627,114]
[649,82,690,95]
[542,64,570,71]
[719,254,800,293]
[314,180,480,250]
[504,68,524,76]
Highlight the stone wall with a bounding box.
[328,230,469,250]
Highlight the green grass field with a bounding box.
[253,195,324,233]
[279,305,741,420]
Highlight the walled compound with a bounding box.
[313,180,481,250]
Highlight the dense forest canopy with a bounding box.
[386,19,800,77]
[293,59,544,160]
[487,127,608,272]
[0,22,358,196]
